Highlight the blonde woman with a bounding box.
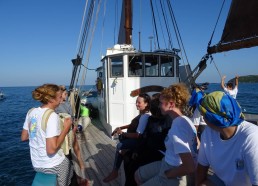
[135,83,198,186]
[21,84,73,185]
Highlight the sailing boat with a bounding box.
[69,0,199,134]
[0,90,4,100]
[65,0,258,185]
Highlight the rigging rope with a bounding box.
[100,0,107,59]
[166,0,191,82]
[159,0,172,49]
[80,0,102,88]
[79,0,95,58]
[150,0,160,49]
[210,55,223,79]
[72,0,95,91]
[76,0,89,53]
[139,0,142,50]
[81,64,97,71]
[71,0,102,121]
[154,0,167,49]
[207,0,226,48]
[166,0,189,65]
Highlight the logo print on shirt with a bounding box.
[29,117,38,139]
[235,159,244,170]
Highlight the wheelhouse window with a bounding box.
[145,55,159,77]
[160,56,174,77]
[128,56,143,77]
[110,56,123,77]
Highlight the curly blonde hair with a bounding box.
[160,83,190,111]
[32,84,60,104]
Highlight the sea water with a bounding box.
[0,83,257,186]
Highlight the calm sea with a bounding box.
[0,83,257,186]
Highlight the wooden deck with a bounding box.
[72,119,125,186]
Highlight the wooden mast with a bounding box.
[124,0,132,44]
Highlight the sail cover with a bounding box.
[208,0,258,54]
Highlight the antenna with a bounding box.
[148,36,153,52]
[139,32,141,51]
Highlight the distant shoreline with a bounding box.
[2,77,258,88]
[229,75,258,83]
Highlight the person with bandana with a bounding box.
[196,91,258,186]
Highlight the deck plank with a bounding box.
[72,119,125,186]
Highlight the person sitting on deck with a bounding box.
[134,83,198,186]
[123,95,172,186]
[21,84,73,186]
[221,75,239,99]
[196,91,258,186]
[103,93,151,183]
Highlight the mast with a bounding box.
[118,0,132,44]
[125,0,132,44]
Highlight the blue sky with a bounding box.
[0,0,257,87]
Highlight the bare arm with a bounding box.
[115,125,143,139]
[235,75,239,88]
[111,124,130,136]
[46,117,72,155]
[195,163,211,186]
[221,75,226,89]
[164,153,195,178]
[21,129,29,141]
[119,124,130,130]
[118,131,141,139]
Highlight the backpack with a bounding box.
[28,108,72,155]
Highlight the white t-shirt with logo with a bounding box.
[23,107,65,168]
[198,121,258,186]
